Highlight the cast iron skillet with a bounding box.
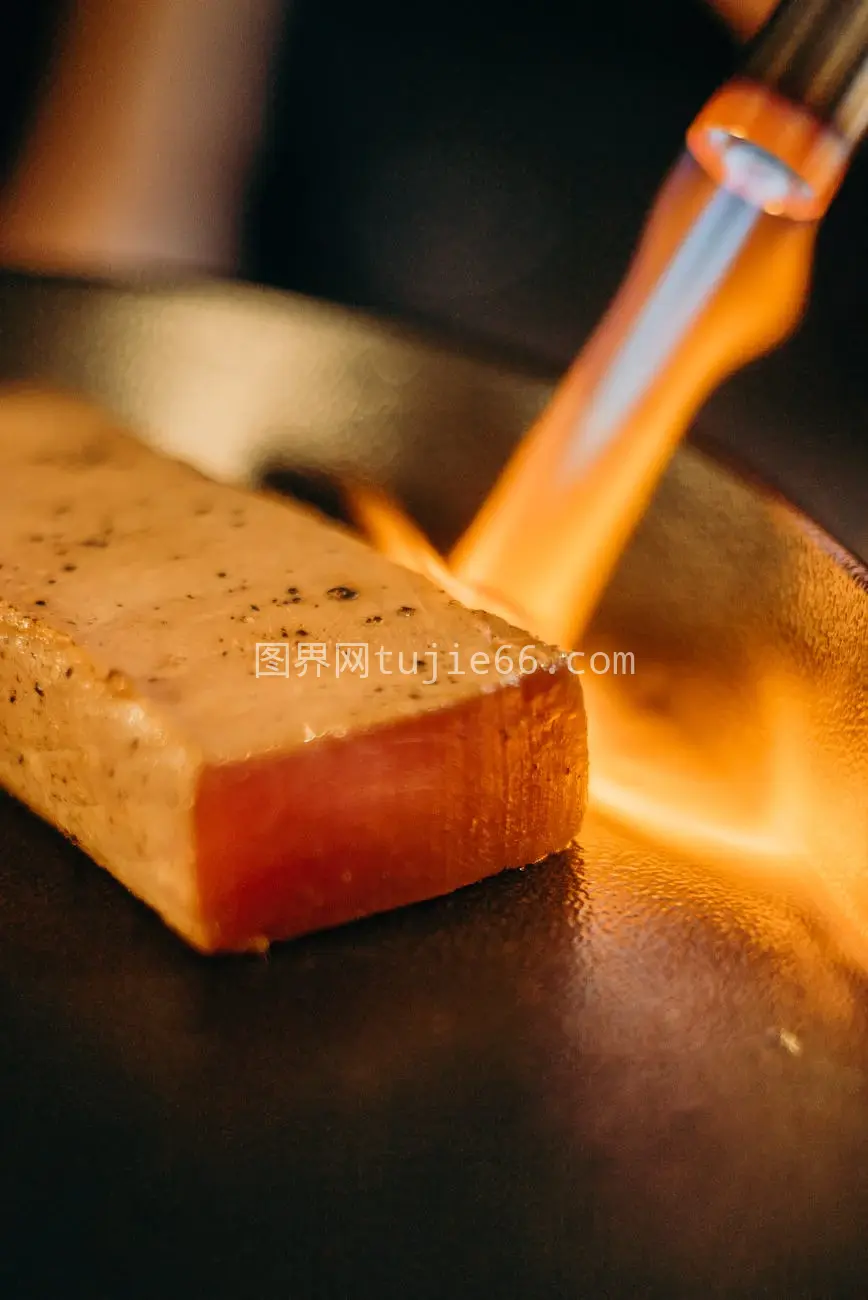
[0,271,866,1300]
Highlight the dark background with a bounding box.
[2,0,865,559]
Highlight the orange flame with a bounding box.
[447,152,817,648]
[346,481,531,627]
[350,477,868,968]
[349,85,868,966]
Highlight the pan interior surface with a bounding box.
[0,276,867,1299]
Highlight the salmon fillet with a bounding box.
[0,388,587,952]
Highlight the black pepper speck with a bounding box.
[397,606,416,617]
[34,684,44,697]
[34,599,46,607]
[365,615,382,625]
[326,586,358,601]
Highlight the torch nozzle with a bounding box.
[744,0,868,144]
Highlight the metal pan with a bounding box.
[0,270,866,1300]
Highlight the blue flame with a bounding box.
[566,159,768,476]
